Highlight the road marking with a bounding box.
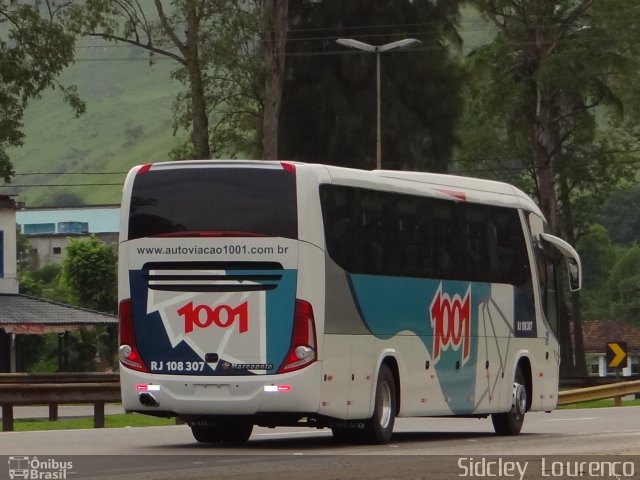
[542,417,600,422]
[253,430,329,437]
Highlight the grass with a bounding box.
[558,397,640,409]
[12,413,177,432]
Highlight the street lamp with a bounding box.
[336,38,421,170]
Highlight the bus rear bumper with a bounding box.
[120,363,322,416]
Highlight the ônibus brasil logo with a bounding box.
[178,301,249,334]
[430,284,471,366]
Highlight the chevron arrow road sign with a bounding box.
[606,342,628,369]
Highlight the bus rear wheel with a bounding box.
[362,364,397,444]
[491,366,527,436]
[331,364,397,445]
[190,419,253,444]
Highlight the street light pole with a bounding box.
[336,38,421,170]
[376,51,381,169]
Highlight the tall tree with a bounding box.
[68,0,213,159]
[460,1,640,375]
[0,0,84,182]
[280,0,465,171]
[261,0,288,160]
[466,0,640,235]
[68,0,288,160]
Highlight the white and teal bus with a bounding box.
[117,160,581,445]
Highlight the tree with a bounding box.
[261,0,288,159]
[68,0,284,160]
[598,186,640,246]
[575,224,616,320]
[462,1,640,234]
[18,241,117,371]
[280,0,466,171]
[608,245,640,325]
[67,0,212,159]
[60,236,117,313]
[0,0,84,182]
[459,0,640,375]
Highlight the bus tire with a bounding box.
[491,366,527,436]
[362,364,397,444]
[190,420,253,444]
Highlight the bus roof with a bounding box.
[131,160,544,219]
[373,169,542,216]
[312,163,543,218]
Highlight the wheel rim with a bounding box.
[514,383,527,415]
[377,380,392,429]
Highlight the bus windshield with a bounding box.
[127,167,298,240]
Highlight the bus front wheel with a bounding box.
[491,366,527,436]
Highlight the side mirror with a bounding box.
[540,233,582,292]
[567,258,581,292]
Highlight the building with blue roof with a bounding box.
[16,205,120,268]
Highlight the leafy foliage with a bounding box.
[15,236,119,372]
[280,0,466,171]
[576,224,640,326]
[0,0,84,182]
[608,246,640,324]
[60,235,117,313]
[18,263,71,302]
[576,225,617,320]
[598,186,640,246]
[460,0,640,237]
[460,1,640,375]
[66,0,264,160]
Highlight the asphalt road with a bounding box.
[1,407,639,480]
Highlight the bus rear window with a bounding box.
[127,167,298,240]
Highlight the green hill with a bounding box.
[4,8,492,208]
[5,39,184,207]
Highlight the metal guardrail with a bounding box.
[557,379,640,406]
[0,372,119,384]
[559,375,640,389]
[0,373,120,432]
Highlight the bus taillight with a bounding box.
[136,163,152,175]
[277,299,317,373]
[118,299,148,372]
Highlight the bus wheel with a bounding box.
[362,364,397,444]
[190,420,253,444]
[491,366,527,436]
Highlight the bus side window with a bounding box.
[491,208,531,291]
[380,199,403,276]
[463,204,492,282]
[431,201,454,279]
[321,185,360,272]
